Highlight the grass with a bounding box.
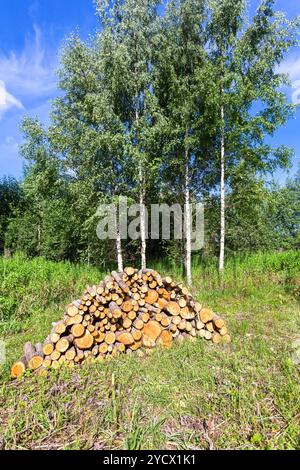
[0,251,299,450]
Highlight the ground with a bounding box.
[0,252,299,450]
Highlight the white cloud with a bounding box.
[279,56,300,82]
[0,80,23,119]
[278,55,300,104]
[0,24,57,102]
[292,79,300,105]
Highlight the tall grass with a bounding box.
[0,253,104,324]
[1,250,298,331]
[154,250,300,306]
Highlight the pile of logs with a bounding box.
[11,268,230,378]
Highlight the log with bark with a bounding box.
[11,267,230,378]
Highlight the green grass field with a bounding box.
[0,251,299,450]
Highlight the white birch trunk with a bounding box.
[115,209,123,272]
[116,230,123,272]
[135,105,146,270]
[184,132,192,287]
[219,101,225,273]
[37,222,41,254]
[139,161,146,270]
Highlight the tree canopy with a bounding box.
[2,0,299,280]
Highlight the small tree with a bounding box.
[206,0,299,272]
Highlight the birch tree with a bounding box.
[49,35,130,269]
[154,0,206,285]
[206,0,246,273]
[96,0,160,269]
[207,0,299,272]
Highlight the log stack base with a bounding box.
[11,268,231,378]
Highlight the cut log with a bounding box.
[11,357,27,379]
[51,350,61,361]
[140,312,150,323]
[43,341,54,356]
[109,301,122,318]
[111,271,130,293]
[178,298,187,308]
[144,290,159,305]
[157,297,168,310]
[212,332,222,344]
[122,317,132,329]
[115,331,134,345]
[66,304,79,317]
[56,335,73,353]
[74,332,94,350]
[124,267,135,276]
[219,326,228,336]
[122,300,133,312]
[115,342,126,353]
[180,307,195,320]
[206,322,214,332]
[196,320,205,330]
[66,314,83,326]
[198,329,206,338]
[54,321,66,335]
[160,315,170,327]
[199,308,214,324]
[105,332,116,345]
[132,329,142,341]
[213,315,225,330]
[142,320,162,341]
[172,315,181,325]
[165,301,180,316]
[71,324,85,338]
[178,320,187,331]
[49,332,60,344]
[95,332,106,344]
[128,310,137,321]
[133,318,144,330]
[43,357,52,368]
[65,347,76,361]
[23,342,44,371]
[130,341,142,351]
[204,330,213,340]
[157,330,173,349]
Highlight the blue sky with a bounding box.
[0,0,299,183]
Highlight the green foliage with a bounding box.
[1,0,299,271]
[0,177,21,252]
[0,254,104,333]
[268,172,300,249]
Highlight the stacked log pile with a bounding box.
[11,268,231,378]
